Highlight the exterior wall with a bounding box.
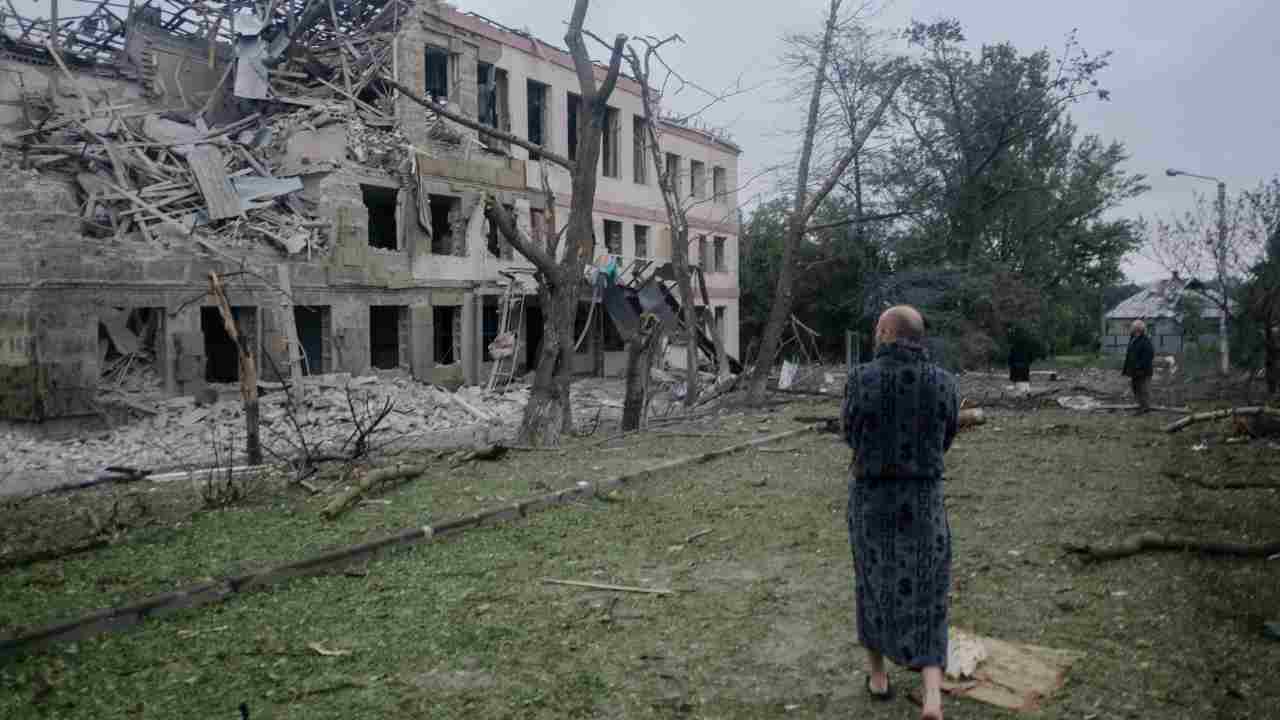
[1102,317,1219,355]
[398,3,743,361]
[0,1,745,418]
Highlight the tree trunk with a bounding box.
[519,279,574,446]
[621,319,659,431]
[1266,322,1279,395]
[208,272,262,464]
[670,228,700,406]
[745,218,800,403]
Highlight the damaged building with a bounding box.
[0,0,742,422]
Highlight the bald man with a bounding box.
[1122,320,1155,413]
[842,306,958,720]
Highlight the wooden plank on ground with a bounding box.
[186,146,241,220]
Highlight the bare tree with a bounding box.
[1146,182,1274,373]
[744,0,908,404]
[622,34,703,407]
[612,32,758,411]
[389,0,625,446]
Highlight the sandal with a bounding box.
[865,674,894,701]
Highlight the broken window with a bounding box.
[429,194,461,256]
[690,160,706,198]
[370,306,406,370]
[714,306,727,343]
[603,220,623,255]
[530,208,546,248]
[425,45,449,101]
[362,184,398,251]
[713,166,728,203]
[357,78,392,114]
[487,203,516,260]
[632,115,647,184]
[293,306,331,375]
[634,225,650,258]
[567,92,581,162]
[202,306,257,382]
[713,236,726,272]
[601,106,620,178]
[665,152,680,189]
[478,62,498,128]
[482,297,500,362]
[433,305,458,365]
[477,62,509,131]
[527,80,548,158]
[694,234,706,267]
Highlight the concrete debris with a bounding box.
[0,373,635,498]
[1,0,415,258]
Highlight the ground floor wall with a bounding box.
[0,274,509,420]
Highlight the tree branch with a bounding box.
[806,209,915,233]
[596,33,629,102]
[799,70,909,223]
[485,196,560,282]
[384,76,576,171]
[565,0,599,97]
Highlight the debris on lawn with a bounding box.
[541,578,674,596]
[307,641,353,657]
[939,628,1084,713]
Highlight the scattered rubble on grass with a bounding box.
[0,372,642,497]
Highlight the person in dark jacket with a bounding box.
[842,306,959,720]
[1007,326,1036,394]
[1122,320,1155,413]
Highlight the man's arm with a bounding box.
[943,376,959,453]
[841,368,860,450]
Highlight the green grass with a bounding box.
[2,400,1278,719]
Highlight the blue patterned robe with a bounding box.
[842,341,958,669]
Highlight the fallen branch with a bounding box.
[1065,531,1280,562]
[1095,404,1191,414]
[320,462,429,519]
[1165,406,1280,433]
[1160,470,1280,490]
[541,578,673,595]
[684,528,713,544]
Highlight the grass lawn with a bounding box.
[2,397,1278,719]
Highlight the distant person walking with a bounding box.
[1122,320,1155,414]
[842,306,959,720]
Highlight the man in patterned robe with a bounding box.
[842,306,959,720]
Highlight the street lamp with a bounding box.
[1166,168,1230,375]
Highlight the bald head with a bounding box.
[876,305,926,346]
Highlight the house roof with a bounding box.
[1106,278,1231,321]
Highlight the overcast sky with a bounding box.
[12,0,1278,282]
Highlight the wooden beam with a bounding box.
[186,146,242,220]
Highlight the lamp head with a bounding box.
[1165,169,1181,177]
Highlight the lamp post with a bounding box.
[1166,168,1230,375]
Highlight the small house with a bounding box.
[1103,277,1230,355]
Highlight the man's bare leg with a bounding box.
[867,650,889,693]
[921,665,943,719]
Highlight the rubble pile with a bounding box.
[0,374,637,496]
[1,0,417,257]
